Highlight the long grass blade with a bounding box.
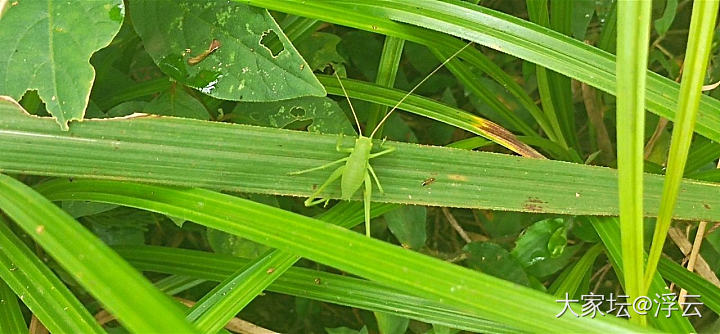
[238,0,720,145]
[526,0,569,148]
[318,76,545,158]
[365,36,405,136]
[658,256,720,316]
[4,99,720,220]
[590,217,695,332]
[187,249,296,333]
[0,175,198,333]
[120,245,519,333]
[0,217,104,334]
[616,0,653,325]
[187,201,394,333]
[643,0,720,294]
[0,279,28,333]
[36,178,649,333]
[429,47,540,138]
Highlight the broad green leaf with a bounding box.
[338,31,383,81]
[207,228,269,258]
[130,0,324,101]
[61,201,118,218]
[384,205,426,249]
[511,218,568,267]
[83,207,153,246]
[143,86,210,120]
[3,97,720,221]
[295,32,348,75]
[107,100,147,117]
[547,223,568,257]
[374,312,409,334]
[230,96,355,135]
[37,179,648,332]
[571,0,595,40]
[464,242,530,286]
[326,326,369,334]
[654,0,678,36]
[0,0,124,129]
[0,175,198,333]
[549,243,603,298]
[525,244,580,279]
[571,218,600,243]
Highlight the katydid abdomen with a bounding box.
[341,136,372,200]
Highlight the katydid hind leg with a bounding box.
[363,171,373,237]
[367,164,384,194]
[304,166,345,207]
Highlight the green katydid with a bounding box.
[290,42,473,237]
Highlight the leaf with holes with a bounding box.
[295,32,348,76]
[0,0,124,129]
[231,96,355,135]
[129,0,324,101]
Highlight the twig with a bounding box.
[29,315,49,334]
[581,82,614,163]
[592,263,612,293]
[94,297,278,334]
[667,227,720,287]
[441,207,472,243]
[702,80,720,91]
[679,221,708,305]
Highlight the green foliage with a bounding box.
[1,0,720,332]
[130,0,324,101]
[384,205,427,249]
[464,242,530,286]
[231,96,355,134]
[0,0,124,129]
